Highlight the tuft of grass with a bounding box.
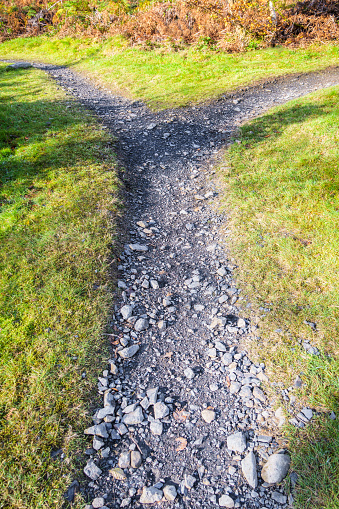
[0,63,120,508]
[221,85,339,508]
[0,36,338,109]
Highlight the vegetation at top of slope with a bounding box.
[221,85,339,508]
[0,62,120,508]
[0,0,338,53]
[1,35,338,110]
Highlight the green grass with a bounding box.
[0,63,120,508]
[0,36,338,108]
[221,85,339,508]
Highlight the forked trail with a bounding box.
[10,60,339,508]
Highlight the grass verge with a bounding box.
[0,36,338,109]
[221,85,339,508]
[0,62,120,508]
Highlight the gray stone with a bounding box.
[84,460,102,480]
[241,451,258,488]
[9,62,32,69]
[129,243,148,252]
[163,485,177,501]
[230,382,241,395]
[215,341,227,352]
[131,450,142,468]
[219,494,235,507]
[154,401,169,420]
[150,421,163,435]
[122,406,144,425]
[93,437,104,450]
[84,423,108,438]
[97,406,115,419]
[150,279,159,289]
[114,423,128,435]
[118,451,131,469]
[135,318,149,331]
[139,486,163,504]
[301,407,313,421]
[123,403,138,414]
[201,409,215,423]
[121,498,131,507]
[227,432,247,453]
[261,454,291,484]
[253,387,266,402]
[120,305,133,320]
[92,497,105,508]
[217,267,227,277]
[147,387,159,405]
[118,344,140,359]
[110,362,118,375]
[271,492,287,504]
[184,474,196,489]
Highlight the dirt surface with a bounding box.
[4,61,339,509]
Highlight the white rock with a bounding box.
[184,367,195,380]
[227,432,247,453]
[184,474,196,489]
[217,267,227,277]
[131,450,142,468]
[139,486,163,504]
[154,401,169,420]
[147,387,159,405]
[253,387,266,402]
[120,305,133,320]
[118,344,140,359]
[215,341,227,352]
[241,451,258,488]
[118,452,130,469]
[219,494,235,507]
[201,409,215,423]
[237,318,246,328]
[261,454,291,484]
[97,405,115,419]
[150,279,159,289]
[92,497,105,508]
[222,353,233,365]
[150,421,163,435]
[163,485,177,501]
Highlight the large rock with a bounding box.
[84,460,102,480]
[201,409,215,423]
[135,318,149,331]
[120,305,133,320]
[219,494,235,507]
[227,432,247,453]
[84,423,108,438]
[139,486,163,504]
[241,451,258,488]
[163,485,177,501]
[261,453,291,484]
[122,406,144,425]
[118,344,140,359]
[154,401,169,419]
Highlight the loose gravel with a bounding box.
[5,60,339,508]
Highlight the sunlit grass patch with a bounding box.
[0,63,120,508]
[0,36,338,109]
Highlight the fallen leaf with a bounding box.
[175,437,188,451]
[173,409,189,422]
[109,467,126,481]
[164,351,173,359]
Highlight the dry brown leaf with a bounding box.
[109,467,127,481]
[164,351,173,359]
[175,437,188,452]
[173,409,189,422]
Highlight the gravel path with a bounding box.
[6,61,339,508]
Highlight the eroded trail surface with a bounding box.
[14,62,339,508]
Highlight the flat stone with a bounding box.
[150,279,159,289]
[92,497,105,508]
[9,62,32,69]
[84,423,108,438]
[241,451,258,488]
[84,460,102,480]
[217,267,227,277]
[219,494,235,507]
[163,485,177,501]
[97,405,115,419]
[120,305,133,320]
[261,454,291,484]
[215,341,227,352]
[201,409,216,423]
[118,344,140,359]
[154,401,169,420]
[230,382,241,395]
[139,486,163,504]
[253,387,266,402]
[122,406,144,425]
[150,420,163,435]
[129,243,148,252]
[135,318,149,331]
[123,403,138,414]
[131,450,142,468]
[301,407,313,421]
[114,423,128,435]
[118,451,131,469]
[147,387,159,405]
[271,492,287,504]
[227,432,247,453]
